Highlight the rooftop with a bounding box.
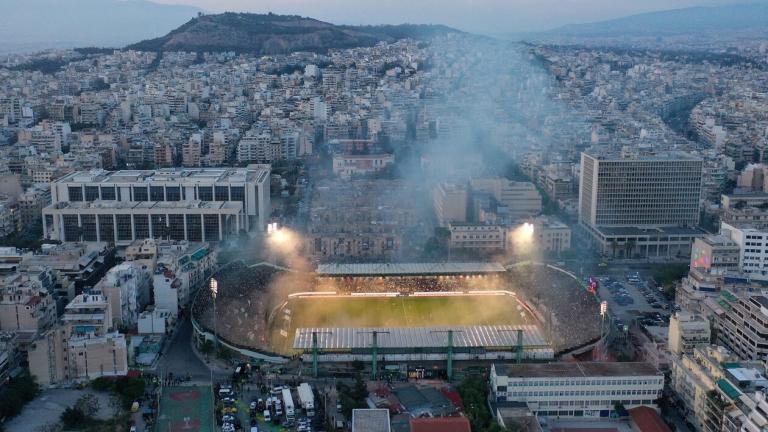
[294,325,550,350]
[494,362,660,378]
[351,409,390,432]
[316,262,506,276]
[55,165,270,185]
[45,200,242,211]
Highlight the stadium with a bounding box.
[191,261,601,375]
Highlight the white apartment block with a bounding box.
[44,166,270,244]
[490,362,663,418]
[718,293,768,361]
[721,222,768,279]
[668,311,711,356]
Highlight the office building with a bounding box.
[532,216,572,253]
[490,362,663,418]
[578,151,703,259]
[43,166,270,243]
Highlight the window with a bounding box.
[100,186,116,200]
[150,186,165,201]
[68,186,83,202]
[116,215,132,241]
[151,215,167,239]
[168,214,185,240]
[204,215,220,241]
[98,215,114,243]
[186,214,202,241]
[166,186,181,201]
[63,215,80,241]
[80,214,97,241]
[198,186,213,201]
[84,186,99,202]
[133,186,148,202]
[215,186,229,201]
[134,215,149,239]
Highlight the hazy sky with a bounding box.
[153,0,748,33]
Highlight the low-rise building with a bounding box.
[332,153,394,179]
[448,224,507,252]
[532,216,571,253]
[490,362,663,418]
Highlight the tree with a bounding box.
[200,339,215,356]
[74,394,100,419]
[61,406,86,429]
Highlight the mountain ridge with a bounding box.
[539,3,768,38]
[125,12,462,54]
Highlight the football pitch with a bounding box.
[156,386,214,432]
[270,294,532,353]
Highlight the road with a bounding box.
[156,314,218,381]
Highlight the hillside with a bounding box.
[126,13,460,54]
[541,3,768,38]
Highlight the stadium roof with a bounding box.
[293,325,548,350]
[315,262,506,276]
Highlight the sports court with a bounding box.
[156,386,214,432]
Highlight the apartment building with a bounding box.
[44,166,270,243]
[720,222,768,279]
[717,293,768,361]
[690,235,741,276]
[28,292,128,386]
[668,311,711,356]
[490,362,663,418]
[470,178,542,221]
[0,274,57,339]
[433,183,468,226]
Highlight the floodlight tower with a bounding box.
[498,328,525,364]
[599,300,608,361]
[210,278,219,352]
[358,330,389,380]
[430,329,463,382]
[309,330,333,378]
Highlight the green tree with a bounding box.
[61,406,86,429]
[74,394,100,419]
[200,339,215,356]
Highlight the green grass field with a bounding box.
[269,294,531,353]
[156,386,214,432]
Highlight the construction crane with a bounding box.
[430,329,463,382]
[357,330,389,380]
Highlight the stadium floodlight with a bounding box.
[210,278,218,299]
[210,278,219,351]
[600,301,608,316]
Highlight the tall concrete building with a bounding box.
[717,293,768,361]
[433,183,468,227]
[470,178,542,221]
[43,166,270,244]
[578,151,703,259]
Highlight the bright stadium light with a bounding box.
[600,300,608,317]
[210,278,219,351]
[522,222,535,239]
[210,278,218,299]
